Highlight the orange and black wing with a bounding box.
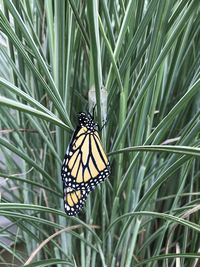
[61,112,111,216]
[61,127,110,192]
[63,186,88,216]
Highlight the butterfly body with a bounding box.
[61,112,110,216]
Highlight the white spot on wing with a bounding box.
[65,205,70,211]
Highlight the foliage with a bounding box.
[0,0,200,266]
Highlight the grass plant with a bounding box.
[0,0,200,266]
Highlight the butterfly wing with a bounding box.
[61,127,110,192]
[61,112,111,216]
[85,130,111,192]
[63,186,88,216]
[61,126,87,188]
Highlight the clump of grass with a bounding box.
[0,0,200,266]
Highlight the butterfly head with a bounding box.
[78,112,97,131]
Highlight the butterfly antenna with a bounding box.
[98,115,109,131]
[92,104,97,119]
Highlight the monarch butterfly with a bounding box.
[61,112,110,216]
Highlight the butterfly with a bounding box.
[61,112,111,216]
